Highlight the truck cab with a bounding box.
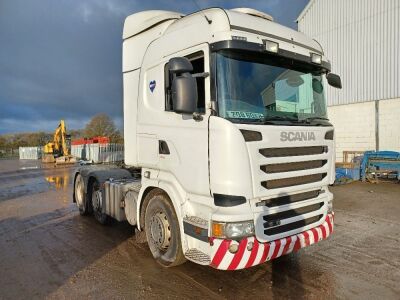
[73,7,341,270]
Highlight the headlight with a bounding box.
[327,199,333,214]
[212,220,255,239]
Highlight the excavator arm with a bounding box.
[42,120,75,164]
[52,120,69,156]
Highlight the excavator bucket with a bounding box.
[55,155,77,165]
[42,154,56,164]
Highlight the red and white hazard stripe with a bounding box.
[210,213,334,270]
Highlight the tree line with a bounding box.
[0,114,123,153]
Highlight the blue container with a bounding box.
[335,164,361,184]
[360,151,400,182]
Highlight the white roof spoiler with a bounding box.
[123,10,183,39]
[230,8,274,22]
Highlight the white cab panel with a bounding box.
[209,116,253,199]
[123,70,139,166]
[123,20,176,72]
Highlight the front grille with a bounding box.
[259,146,327,158]
[256,190,321,207]
[264,215,323,235]
[254,143,329,240]
[261,160,327,173]
[261,173,327,189]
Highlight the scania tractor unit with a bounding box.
[73,8,342,270]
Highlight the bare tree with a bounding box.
[84,113,122,143]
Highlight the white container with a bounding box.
[19,147,42,160]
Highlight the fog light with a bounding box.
[311,53,322,64]
[229,244,239,253]
[265,40,279,53]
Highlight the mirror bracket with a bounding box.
[192,112,203,122]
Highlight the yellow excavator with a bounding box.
[42,120,76,164]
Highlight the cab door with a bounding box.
[137,44,211,197]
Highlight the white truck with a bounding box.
[73,7,342,270]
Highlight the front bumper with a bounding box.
[209,213,334,270]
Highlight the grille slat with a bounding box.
[261,173,327,189]
[256,190,321,207]
[263,202,323,223]
[264,215,323,235]
[259,146,327,158]
[261,160,327,174]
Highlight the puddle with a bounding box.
[20,166,41,170]
[45,174,70,190]
[0,163,73,200]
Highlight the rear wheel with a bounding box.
[90,180,110,225]
[74,174,90,216]
[144,192,186,267]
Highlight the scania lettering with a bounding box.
[280,131,316,142]
[73,7,341,270]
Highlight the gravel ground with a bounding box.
[0,159,399,299]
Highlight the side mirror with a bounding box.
[169,57,193,73]
[326,73,342,89]
[169,57,197,114]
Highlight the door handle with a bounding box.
[159,140,170,155]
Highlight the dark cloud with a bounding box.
[0,0,307,133]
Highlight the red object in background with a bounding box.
[71,136,110,145]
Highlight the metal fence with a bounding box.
[71,143,124,163]
[19,147,42,160]
[0,148,19,159]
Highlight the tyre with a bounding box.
[144,192,186,267]
[90,179,110,225]
[74,173,90,216]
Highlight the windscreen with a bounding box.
[216,49,329,125]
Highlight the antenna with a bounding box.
[190,0,212,24]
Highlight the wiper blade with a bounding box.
[264,115,298,122]
[301,116,329,121]
[228,117,264,124]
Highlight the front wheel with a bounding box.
[144,192,186,267]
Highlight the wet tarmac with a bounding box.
[0,159,399,299]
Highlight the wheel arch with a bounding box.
[136,178,188,252]
[137,182,186,229]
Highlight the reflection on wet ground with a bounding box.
[44,173,70,191]
[0,160,74,200]
[0,159,399,299]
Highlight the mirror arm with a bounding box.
[192,112,203,121]
[192,72,210,78]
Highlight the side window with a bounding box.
[164,51,205,113]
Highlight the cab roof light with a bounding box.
[311,53,322,64]
[264,40,279,53]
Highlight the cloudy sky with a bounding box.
[0,0,308,134]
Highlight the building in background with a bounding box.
[297,0,400,161]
